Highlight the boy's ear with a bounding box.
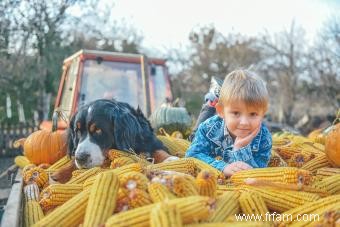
[215,103,224,118]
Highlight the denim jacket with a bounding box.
[185,115,272,171]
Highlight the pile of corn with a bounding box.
[15,134,340,227]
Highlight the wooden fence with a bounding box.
[0,123,39,157]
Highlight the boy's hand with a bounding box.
[223,161,252,177]
[233,125,261,150]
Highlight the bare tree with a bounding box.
[258,22,308,125]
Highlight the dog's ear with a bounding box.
[111,111,143,151]
[67,114,76,157]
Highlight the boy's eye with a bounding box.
[250,112,258,117]
[231,112,240,116]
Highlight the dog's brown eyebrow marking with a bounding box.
[89,123,96,133]
[76,122,81,129]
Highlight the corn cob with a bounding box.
[119,171,149,191]
[230,167,312,185]
[83,171,120,227]
[34,189,90,227]
[108,149,150,166]
[268,150,287,167]
[24,183,40,201]
[24,200,45,227]
[188,157,225,183]
[15,155,31,168]
[66,167,103,184]
[170,175,199,197]
[157,136,189,158]
[47,155,71,171]
[195,169,217,198]
[128,188,153,209]
[316,167,340,178]
[274,146,302,159]
[239,191,269,216]
[278,194,340,226]
[23,166,49,189]
[208,191,240,222]
[115,188,130,213]
[186,222,264,227]
[242,186,320,213]
[314,174,340,195]
[148,182,177,203]
[82,164,144,189]
[105,196,214,227]
[301,154,331,173]
[150,202,183,227]
[110,156,136,168]
[71,169,87,178]
[39,184,83,211]
[288,151,314,168]
[272,137,291,147]
[307,209,340,227]
[146,158,196,175]
[23,164,37,174]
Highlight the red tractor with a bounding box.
[40,49,173,130]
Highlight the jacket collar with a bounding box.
[205,116,262,151]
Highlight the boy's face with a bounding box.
[216,101,265,139]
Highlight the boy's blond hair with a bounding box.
[219,69,269,112]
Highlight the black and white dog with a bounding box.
[68,99,172,169]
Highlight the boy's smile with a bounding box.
[216,101,265,139]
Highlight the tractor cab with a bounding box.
[41,50,173,130]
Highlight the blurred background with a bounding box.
[0,0,339,217]
[0,0,339,143]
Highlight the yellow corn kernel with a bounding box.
[146,158,196,175]
[14,155,31,168]
[66,167,103,184]
[128,188,153,209]
[239,191,269,216]
[170,175,199,197]
[150,202,183,227]
[115,188,130,213]
[39,184,83,211]
[301,154,332,173]
[268,150,287,167]
[23,166,49,189]
[157,136,189,158]
[278,194,340,226]
[34,189,90,227]
[230,167,312,185]
[24,200,44,226]
[189,158,225,184]
[83,171,120,227]
[195,169,217,198]
[71,169,87,178]
[314,174,340,195]
[208,191,240,222]
[243,186,320,213]
[105,196,214,227]
[316,167,340,178]
[47,155,72,171]
[110,156,136,169]
[148,182,177,203]
[119,171,149,191]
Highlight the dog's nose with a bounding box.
[76,153,90,165]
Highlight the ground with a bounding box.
[0,157,15,221]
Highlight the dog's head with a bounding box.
[67,99,147,169]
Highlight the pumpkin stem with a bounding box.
[13,138,26,148]
[51,108,69,132]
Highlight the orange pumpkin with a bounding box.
[15,130,67,165]
[325,123,340,167]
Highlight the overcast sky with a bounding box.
[104,0,339,52]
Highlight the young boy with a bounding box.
[185,69,272,177]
